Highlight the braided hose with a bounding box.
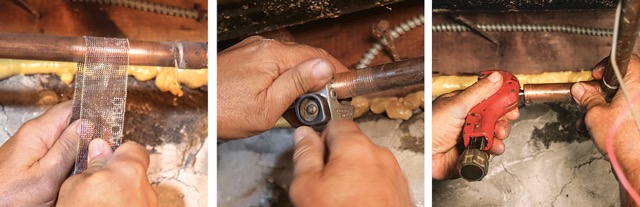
[71,0,207,20]
[356,14,425,69]
[433,23,612,36]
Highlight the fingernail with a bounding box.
[576,117,587,132]
[487,71,502,83]
[594,66,604,72]
[293,126,312,145]
[88,139,111,159]
[311,59,333,81]
[498,142,506,155]
[571,83,585,99]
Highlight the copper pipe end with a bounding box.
[522,81,600,104]
[332,57,424,99]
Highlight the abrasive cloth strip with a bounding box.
[71,36,129,174]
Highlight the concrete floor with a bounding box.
[433,103,620,206]
[217,112,425,206]
[0,75,208,207]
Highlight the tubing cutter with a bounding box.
[283,57,425,130]
[456,70,520,181]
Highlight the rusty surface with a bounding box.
[432,11,635,75]
[373,20,401,61]
[332,57,424,99]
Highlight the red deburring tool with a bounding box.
[456,70,520,181]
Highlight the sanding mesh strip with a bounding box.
[71,36,129,174]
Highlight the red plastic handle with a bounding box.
[462,70,520,150]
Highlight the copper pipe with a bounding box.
[332,57,424,99]
[522,81,600,104]
[601,0,640,101]
[0,32,207,69]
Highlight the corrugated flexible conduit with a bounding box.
[433,23,612,36]
[71,0,207,20]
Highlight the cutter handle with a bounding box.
[462,70,520,150]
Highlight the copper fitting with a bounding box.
[522,81,600,104]
[332,57,424,99]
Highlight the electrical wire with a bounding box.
[433,23,612,36]
[71,0,207,20]
[356,14,424,69]
[607,1,640,204]
[358,18,614,69]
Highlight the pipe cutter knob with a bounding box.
[457,138,490,181]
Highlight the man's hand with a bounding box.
[432,71,519,180]
[571,55,640,192]
[217,36,349,139]
[57,139,157,206]
[289,121,412,207]
[0,101,79,206]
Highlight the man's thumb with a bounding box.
[292,126,325,177]
[269,58,335,107]
[84,138,113,172]
[450,71,504,118]
[571,82,606,110]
